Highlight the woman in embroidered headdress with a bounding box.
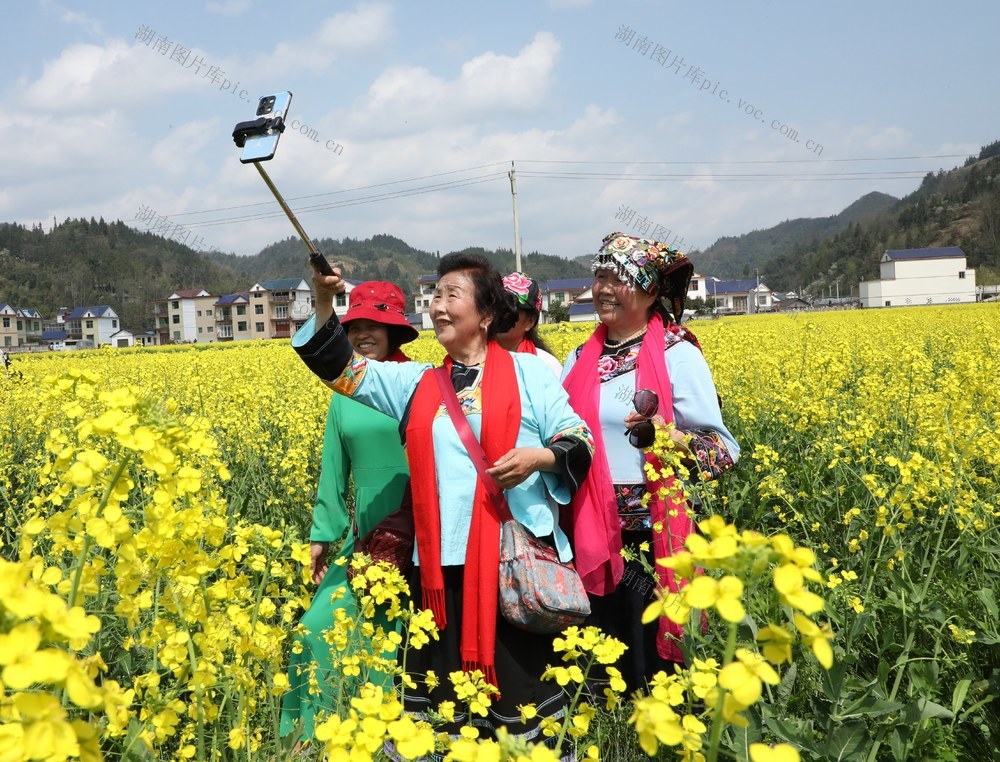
[561,232,739,692]
[292,252,593,755]
[280,281,417,743]
[497,271,563,377]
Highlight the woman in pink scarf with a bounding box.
[561,232,739,691]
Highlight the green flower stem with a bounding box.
[68,456,130,608]
[706,620,738,762]
[554,652,597,754]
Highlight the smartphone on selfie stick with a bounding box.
[232,91,337,277]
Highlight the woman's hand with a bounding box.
[310,541,330,585]
[486,447,556,489]
[311,266,345,326]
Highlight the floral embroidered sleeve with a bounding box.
[683,428,736,481]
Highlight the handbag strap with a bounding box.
[432,365,514,523]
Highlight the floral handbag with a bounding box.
[434,367,591,633]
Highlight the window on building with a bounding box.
[254,304,264,315]
[276,305,288,319]
[112,320,118,328]
[172,315,180,324]
[335,293,347,307]
[253,292,262,298]
[689,281,699,291]
[85,320,94,329]
[959,271,966,279]
[885,301,891,307]
[197,310,202,317]
[206,309,213,316]
[3,337,9,346]
[255,322,265,332]
[171,301,179,309]
[1,318,9,328]
[16,320,23,330]
[173,331,181,340]
[236,305,246,316]
[198,327,203,334]
[237,321,247,332]
[207,326,214,333]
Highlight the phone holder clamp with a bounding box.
[232,116,286,148]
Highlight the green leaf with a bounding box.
[902,698,955,723]
[975,588,999,620]
[908,661,940,696]
[951,678,972,715]
[776,661,798,706]
[821,720,871,761]
[837,695,904,720]
[762,714,821,755]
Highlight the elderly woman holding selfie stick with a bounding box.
[292,253,593,753]
[561,232,739,693]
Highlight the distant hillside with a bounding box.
[691,191,899,279]
[758,140,1000,294]
[0,219,245,330]
[0,222,589,330]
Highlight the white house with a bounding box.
[154,289,219,344]
[64,306,120,346]
[540,278,593,324]
[703,279,774,314]
[859,246,976,308]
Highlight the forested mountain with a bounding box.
[757,142,1000,294]
[694,191,899,280]
[0,222,589,330]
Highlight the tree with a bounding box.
[548,300,569,323]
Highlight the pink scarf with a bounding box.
[562,312,693,661]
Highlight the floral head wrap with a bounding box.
[592,232,695,321]
[501,271,543,313]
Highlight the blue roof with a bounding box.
[215,293,249,305]
[542,277,592,292]
[418,274,438,284]
[42,330,68,340]
[257,278,308,290]
[704,279,759,295]
[66,306,115,319]
[884,246,965,261]
[567,303,597,316]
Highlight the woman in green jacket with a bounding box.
[280,281,418,742]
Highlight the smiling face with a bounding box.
[430,270,490,357]
[346,319,391,361]
[592,268,657,334]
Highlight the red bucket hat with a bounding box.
[341,280,419,345]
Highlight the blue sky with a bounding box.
[2,0,998,266]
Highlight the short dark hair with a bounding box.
[437,253,517,339]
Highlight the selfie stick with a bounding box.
[252,163,335,276]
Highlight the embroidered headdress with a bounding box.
[592,232,694,321]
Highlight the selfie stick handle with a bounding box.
[253,162,334,276]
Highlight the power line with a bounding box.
[516,153,971,165]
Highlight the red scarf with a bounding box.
[405,341,520,686]
[515,337,537,355]
[562,313,693,661]
[385,348,411,363]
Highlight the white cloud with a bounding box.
[342,31,561,137]
[206,0,255,16]
[263,3,394,73]
[41,0,104,37]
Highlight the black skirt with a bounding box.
[586,530,682,694]
[384,565,576,761]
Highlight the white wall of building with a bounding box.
[861,256,976,308]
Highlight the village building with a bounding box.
[859,246,976,308]
[63,306,121,346]
[154,289,220,344]
[704,278,774,314]
[1,304,44,348]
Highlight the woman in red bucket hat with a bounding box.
[281,280,418,744]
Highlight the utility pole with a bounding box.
[508,162,522,272]
[835,279,840,300]
[753,268,760,313]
